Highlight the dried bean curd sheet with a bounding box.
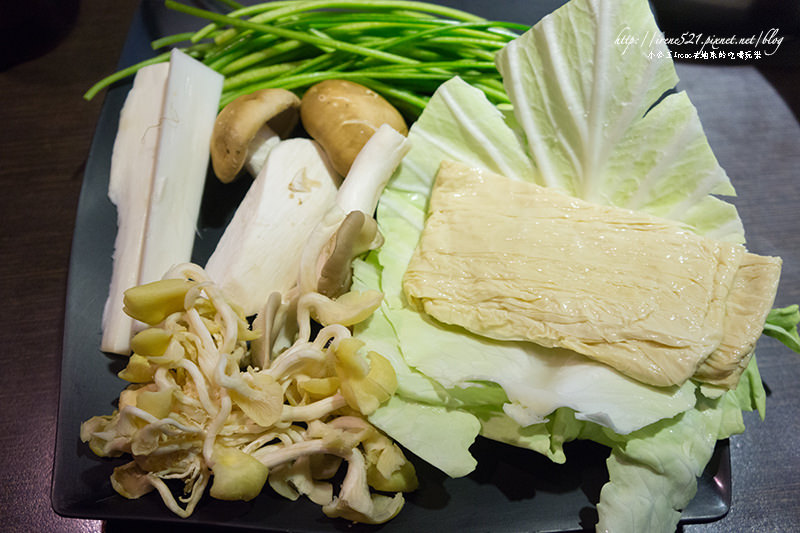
[403,161,782,388]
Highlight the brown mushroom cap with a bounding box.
[300,80,407,177]
[210,88,301,183]
[317,211,384,298]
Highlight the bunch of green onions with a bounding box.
[84,0,528,117]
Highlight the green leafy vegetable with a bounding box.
[364,73,700,444]
[764,305,800,353]
[355,0,780,530]
[594,358,765,532]
[494,0,743,242]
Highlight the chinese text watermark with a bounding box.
[615,27,784,61]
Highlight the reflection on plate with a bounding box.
[51,1,730,531]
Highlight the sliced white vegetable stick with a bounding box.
[138,49,223,286]
[101,63,170,355]
[101,49,223,355]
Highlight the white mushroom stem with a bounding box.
[266,344,327,381]
[118,405,200,434]
[205,139,340,317]
[336,123,410,216]
[178,359,219,417]
[328,415,372,432]
[251,291,284,370]
[252,434,353,468]
[280,392,348,422]
[185,307,220,381]
[245,124,281,177]
[323,448,405,523]
[331,448,372,512]
[296,125,409,297]
[147,468,209,519]
[203,393,232,467]
[312,324,352,351]
[295,290,383,342]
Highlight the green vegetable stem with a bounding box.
[84,0,528,118]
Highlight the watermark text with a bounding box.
[615,27,784,61]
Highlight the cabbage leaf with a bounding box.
[355,0,768,530]
[763,305,800,353]
[495,0,744,242]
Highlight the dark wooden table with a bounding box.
[1,1,798,532]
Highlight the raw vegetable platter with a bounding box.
[51,0,799,531]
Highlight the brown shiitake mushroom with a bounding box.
[300,80,408,177]
[210,88,301,183]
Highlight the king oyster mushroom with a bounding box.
[317,210,384,299]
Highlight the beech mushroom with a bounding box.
[300,80,408,177]
[210,88,301,183]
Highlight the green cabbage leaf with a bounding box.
[354,0,769,530]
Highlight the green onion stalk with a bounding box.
[84,0,528,118]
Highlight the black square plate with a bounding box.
[51,1,730,531]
